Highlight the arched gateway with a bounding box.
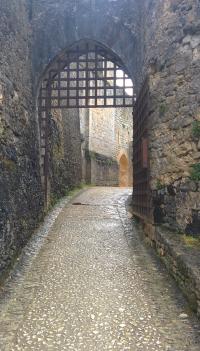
[37,39,151,221]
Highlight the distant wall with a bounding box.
[87,152,119,187]
[80,107,133,186]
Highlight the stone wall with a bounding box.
[0,0,43,277]
[49,108,82,201]
[142,0,200,233]
[80,106,133,186]
[31,0,141,90]
[87,152,119,187]
[141,222,200,318]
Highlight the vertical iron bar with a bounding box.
[44,73,52,207]
[76,45,79,107]
[104,53,107,107]
[57,61,61,108]
[95,46,98,107]
[67,52,70,108]
[114,63,116,106]
[85,43,89,107]
[123,71,125,105]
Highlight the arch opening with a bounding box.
[37,39,134,205]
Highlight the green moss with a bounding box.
[192,121,200,139]
[20,219,29,231]
[159,104,168,116]
[190,163,200,181]
[181,235,200,248]
[53,143,64,159]
[49,183,90,210]
[89,151,96,160]
[156,179,165,190]
[0,158,16,172]
[0,124,4,138]
[174,228,185,235]
[87,151,116,166]
[105,158,115,166]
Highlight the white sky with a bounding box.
[116,69,133,96]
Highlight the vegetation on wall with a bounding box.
[159,104,168,116]
[87,150,116,166]
[192,121,200,140]
[0,157,16,172]
[190,163,200,181]
[156,179,165,190]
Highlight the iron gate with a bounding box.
[38,40,134,204]
[38,42,134,110]
[132,77,152,221]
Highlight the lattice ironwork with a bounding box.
[38,40,134,204]
[38,42,134,110]
[132,77,152,221]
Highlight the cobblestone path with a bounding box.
[0,187,200,351]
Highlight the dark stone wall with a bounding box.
[0,0,43,277]
[30,0,141,92]
[49,108,82,201]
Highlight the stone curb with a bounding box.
[142,223,200,319]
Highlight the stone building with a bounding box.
[80,106,133,187]
[0,0,199,279]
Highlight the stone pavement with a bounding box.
[0,187,199,351]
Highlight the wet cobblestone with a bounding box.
[0,187,199,350]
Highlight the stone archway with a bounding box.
[119,154,129,187]
[37,39,134,204]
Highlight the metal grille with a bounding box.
[38,41,134,204]
[132,77,152,221]
[38,42,134,110]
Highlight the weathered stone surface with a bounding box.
[49,108,82,200]
[0,0,199,279]
[142,222,200,318]
[0,0,43,278]
[144,0,200,231]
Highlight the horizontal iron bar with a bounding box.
[44,77,131,82]
[41,104,133,110]
[50,67,125,73]
[39,96,133,101]
[41,86,133,91]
